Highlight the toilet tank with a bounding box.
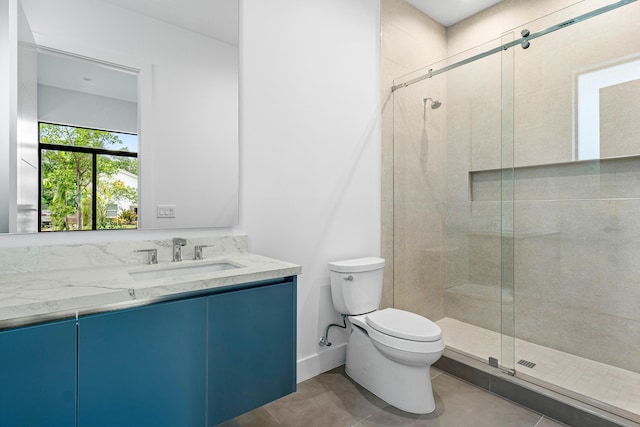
[328,257,385,315]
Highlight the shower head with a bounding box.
[423,97,442,109]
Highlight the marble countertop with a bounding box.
[0,237,301,330]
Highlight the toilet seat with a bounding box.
[349,310,444,354]
[366,308,441,342]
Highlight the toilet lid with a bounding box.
[328,257,385,273]
[366,308,442,342]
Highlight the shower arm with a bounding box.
[423,97,442,109]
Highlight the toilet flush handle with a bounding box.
[344,275,354,281]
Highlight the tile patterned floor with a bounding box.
[218,365,566,427]
[437,317,640,421]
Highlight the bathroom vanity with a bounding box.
[0,236,300,427]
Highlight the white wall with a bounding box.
[240,0,382,382]
[38,85,138,134]
[0,0,38,234]
[0,0,11,233]
[0,0,383,384]
[16,0,38,233]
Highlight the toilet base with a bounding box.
[345,325,438,414]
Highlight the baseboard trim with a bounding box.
[296,343,347,384]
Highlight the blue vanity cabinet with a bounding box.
[207,278,297,426]
[77,297,207,427]
[0,318,77,427]
[0,276,297,426]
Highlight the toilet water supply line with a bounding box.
[319,315,347,346]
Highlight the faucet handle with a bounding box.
[194,245,212,260]
[135,249,158,264]
[173,237,187,246]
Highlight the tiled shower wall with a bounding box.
[445,0,640,372]
[384,0,640,373]
[380,0,447,315]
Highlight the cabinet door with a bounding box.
[208,279,296,425]
[0,319,76,427]
[78,297,207,427]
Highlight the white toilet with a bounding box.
[328,257,444,414]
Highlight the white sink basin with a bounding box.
[129,262,240,280]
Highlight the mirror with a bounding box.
[0,0,239,234]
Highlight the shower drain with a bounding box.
[517,359,536,368]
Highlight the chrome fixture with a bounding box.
[172,237,187,262]
[521,29,531,49]
[423,97,442,109]
[135,249,158,264]
[319,315,348,347]
[194,245,212,260]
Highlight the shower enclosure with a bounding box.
[390,0,640,422]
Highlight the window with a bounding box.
[576,58,640,160]
[39,123,138,231]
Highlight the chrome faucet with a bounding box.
[135,249,158,264]
[172,237,187,262]
[194,245,212,260]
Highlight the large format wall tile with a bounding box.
[381,0,447,316]
[387,0,640,380]
[513,199,640,372]
[516,296,640,373]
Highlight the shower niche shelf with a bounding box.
[468,154,640,202]
[468,230,559,239]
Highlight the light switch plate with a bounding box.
[157,204,176,218]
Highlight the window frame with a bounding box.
[38,122,138,232]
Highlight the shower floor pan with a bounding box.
[437,317,640,424]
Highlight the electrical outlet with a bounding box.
[157,204,176,218]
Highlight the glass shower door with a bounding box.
[509,0,640,420]
[390,0,640,421]
[391,34,516,372]
[500,31,516,375]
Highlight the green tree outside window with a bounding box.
[40,124,138,231]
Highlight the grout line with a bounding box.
[533,415,545,427]
[263,405,283,426]
[351,414,372,427]
[536,415,570,427]
[431,369,444,380]
[471,197,640,202]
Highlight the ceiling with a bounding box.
[68,1,496,47]
[38,52,138,103]
[37,0,499,96]
[101,0,239,46]
[405,0,505,27]
[37,0,239,102]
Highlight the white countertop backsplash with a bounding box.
[0,235,249,275]
[0,235,301,329]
